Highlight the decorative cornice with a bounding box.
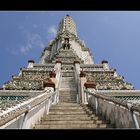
[84,82,96,89]
[43,79,55,89]
[74,60,80,64]
[101,60,108,64]
[28,60,35,63]
[56,60,62,64]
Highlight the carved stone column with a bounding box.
[79,70,87,104]
[101,60,109,70]
[55,60,62,89]
[27,60,35,68]
[74,61,80,74]
[54,60,62,103]
[43,79,55,91]
[84,81,96,104]
[74,61,80,103]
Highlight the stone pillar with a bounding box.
[84,81,96,104]
[80,77,87,104]
[55,60,62,89]
[27,60,35,68]
[74,61,80,103]
[113,69,118,77]
[101,60,109,70]
[54,60,62,103]
[18,68,22,76]
[43,79,55,91]
[74,61,80,74]
[79,70,87,104]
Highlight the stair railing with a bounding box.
[55,72,62,104]
[84,89,140,128]
[0,88,57,129]
[74,65,79,103]
[54,62,62,104]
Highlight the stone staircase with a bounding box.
[34,71,114,129]
[34,102,115,129]
[59,73,77,103]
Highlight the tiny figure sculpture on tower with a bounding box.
[63,38,70,50]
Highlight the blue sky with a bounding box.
[0,11,140,89]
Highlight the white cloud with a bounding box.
[9,24,57,55]
[10,28,45,55]
[19,43,32,54]
[47,25,57,38]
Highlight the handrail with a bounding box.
[85,89,140,113]
[85,89,140,128]
[55,71,62,104]
[0,90,56,127]
[74,64,80,103]
[54,62,62,104]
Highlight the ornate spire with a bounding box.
[57,15,77,37]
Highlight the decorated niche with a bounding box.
[62,38,70,50]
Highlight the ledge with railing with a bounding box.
[0,87,58,129]
[84,89,140,128]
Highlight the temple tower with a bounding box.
[3,15,134,92]
[40,15,94,65]
[1,14,139,129]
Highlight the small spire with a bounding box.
[57,15,77,37]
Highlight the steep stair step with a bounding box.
[59,95,77,97]
[34,123,98,129]
[59,99,76,102]
[59,92,77,94]
[60,92,77,94]
[50,106,83,109]
[53,103,80,106]
[59,101,77,103]
[59,89,77,91]
[50,107,84,110]
[59,97,76,99]
[42,114,91,119]
[40,120,95,125]
[59,90,77,92]
[49,111,86,115]
[41,116,92,121]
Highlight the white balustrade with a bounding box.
[84,89,140,128]
[0,88,57,129]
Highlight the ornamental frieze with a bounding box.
[85,72,134,90]
[4,80,44,90]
